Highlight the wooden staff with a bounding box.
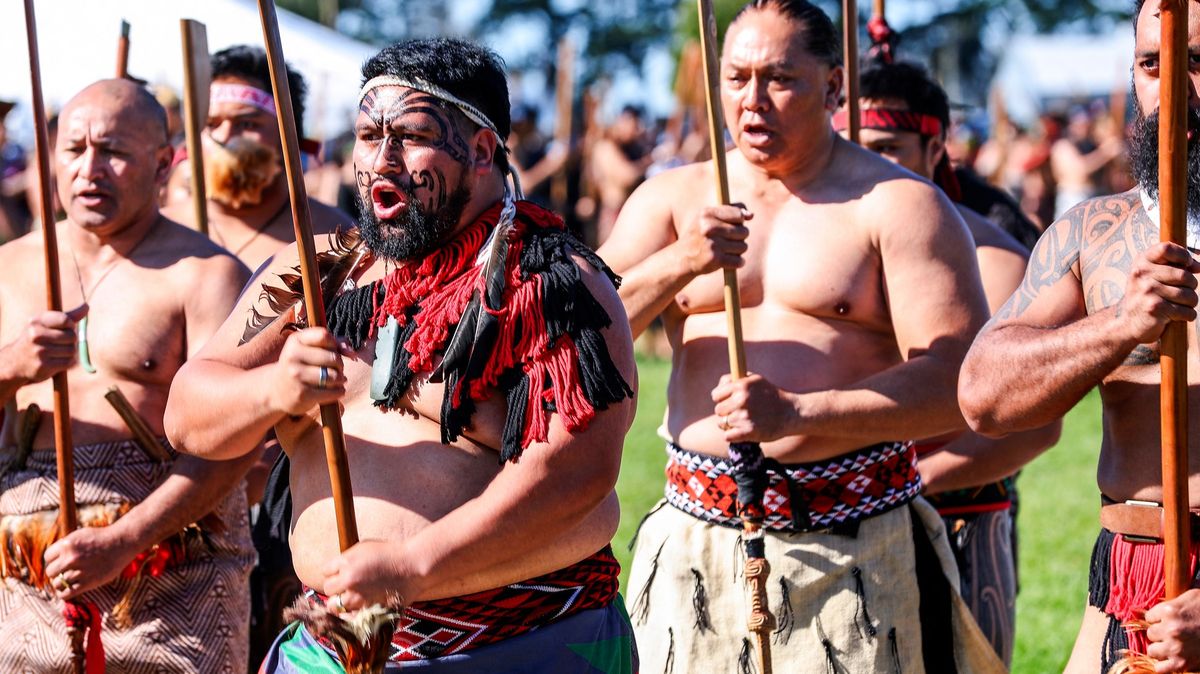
[255,0,359,551]
[551,37,574,212]
[873,0,885,17]
[23,0,76,540]
[180,19,211,235]
[696,2,774,672]
[843,0,860,144]
[1158,0,1190,602]
[116,19,130,79]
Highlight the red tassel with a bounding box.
[63,599,105,674]
[1104,535,1200,656]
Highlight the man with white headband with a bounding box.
[165,38,640,672]
[163,45,350,271]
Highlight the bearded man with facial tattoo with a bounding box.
[960,1,1200,671]
[164,38,639,673]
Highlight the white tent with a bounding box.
[992,27,1135,125]
[1,0,376,142]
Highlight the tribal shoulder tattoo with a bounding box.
[990,191,1165,366]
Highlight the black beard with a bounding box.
[357,180,471,261]
[1128,106,1200,217]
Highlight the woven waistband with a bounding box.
[307,546,619,661]
[664,441,921,533]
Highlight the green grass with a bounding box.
[612,355,1105,673]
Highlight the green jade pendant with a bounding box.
[370,316,399,400]
[77,315,97,374]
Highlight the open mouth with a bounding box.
[75,187,111,206]
[741,123,774,144]
[370,181,408,220]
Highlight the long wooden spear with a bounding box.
[180,19,211,236]
[1158,0,1190,604]
[23,0,75,553]
[116,20,130,79]
[842,0,860,144]
[696,2,775,672]
[254,0,359,551]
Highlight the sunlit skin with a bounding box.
[165,83,635,611]
[959,3,1200,671]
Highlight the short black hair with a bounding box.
[859,61,950,138]
[730,0,841,68]
[361,38,511,142]
[210,45,307,137]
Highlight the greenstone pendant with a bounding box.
[78,315,97,374]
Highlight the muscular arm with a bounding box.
[959,201,1145,435]
[798,184,990,444]
[599,167,747,338]
[919,421,1061,494]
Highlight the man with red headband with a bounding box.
[838,59,1062,666]
[599,1,1003,671]
[163,45,349,271]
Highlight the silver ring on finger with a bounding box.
[54,573,69,592]
[330,592,345,612]
[318,366,329,390]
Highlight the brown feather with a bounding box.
[285,595,400,673]
[241,227,372,345]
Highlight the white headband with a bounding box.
[358,75,500,138]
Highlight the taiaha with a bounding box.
[116,19,130,79]
[842,0,861,144]
[551,37,574,213]
[696,1,775,673]
[23,2,104,672]
[253,2,395,671]
[1157,0,1191,629]
[180,19,211,236]
[1111,1,1193,672]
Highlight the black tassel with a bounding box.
[732,534,746,583]
[816,616,843,674]
[738,637,755,674]
[663,627,675,674]
[1088,528,1115,610]
[1100,613,1127,673]
[325,282,381,350]
[499,371,529,463]
[631,540,667,626]
[430,291,480,384]
[573,327,634,408]
[852,566,877,638]
[690,568,713,633]
[888,627,902,674]
[773,577,794,645]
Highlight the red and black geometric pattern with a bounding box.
[310,546,619,661]
[664,441,921,532]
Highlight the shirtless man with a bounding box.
[959,2,1200,671]
[590,105,652,246]
[1050,107,1124,219]
[0,80,254,672]
[164,38,638,671]
[844,58,1061,666]
[597,1,1002,671]
[162,44,349,271]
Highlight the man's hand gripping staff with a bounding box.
[697,0,776,671]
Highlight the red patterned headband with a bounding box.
[210,82,276,116]
[832,108,944,137]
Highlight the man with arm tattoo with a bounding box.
[959,1,1200,670]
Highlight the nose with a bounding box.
[372,136,404,176]
[742,74,769,113]
[208,119,233,145]
[77,145,105,182]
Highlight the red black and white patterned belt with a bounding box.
[664,441,921,533]
[307,546,619,661]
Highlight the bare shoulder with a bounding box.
[308,198,354,235]
[957,204,1029,259]
[155,216,248,274]
[0,228,46,267]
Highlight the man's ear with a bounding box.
[154,144,174,186]
[826,66,845,111]
[471,128,499,175]
[925,135,947,176]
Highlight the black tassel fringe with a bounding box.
[631,540,667,626]
[690,568,713,633]
[773,577,794,645]
[852,566,877,638]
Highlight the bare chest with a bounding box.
[672,206,885,326]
